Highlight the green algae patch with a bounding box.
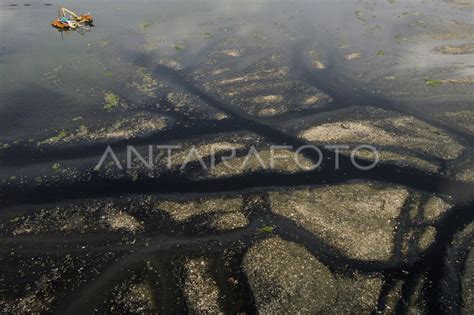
[260,226,274,233]
[140,21,152,30]
[173,44,185,51]
[376,50,385,56]
[424,78,443,87]
[103,91,120,111]
[0,143,10,149]
[37,131,68,146]
[132,68,159,97]
[51,163,61,172]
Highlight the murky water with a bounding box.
[1,0,473,313]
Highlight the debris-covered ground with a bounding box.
[0,0,473,313]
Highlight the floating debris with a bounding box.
[345,53,362,61]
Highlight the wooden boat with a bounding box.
[76,13,93,24]
[51,7,93,30]
[51,19,71,30]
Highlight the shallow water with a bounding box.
[0,0,473,313]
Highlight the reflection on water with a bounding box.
[0,0,473,313]
[0,0,472,141]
